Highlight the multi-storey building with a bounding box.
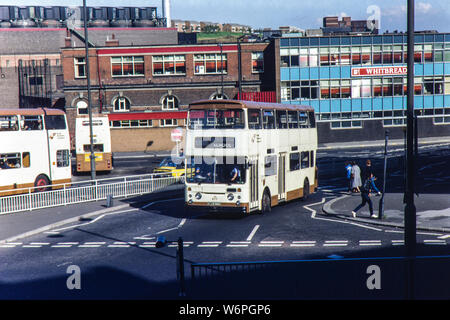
[275,32,450,143]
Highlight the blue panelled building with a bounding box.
[275,32,450,144]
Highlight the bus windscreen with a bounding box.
[188,109,245,129]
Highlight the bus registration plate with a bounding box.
[208,202,220,206]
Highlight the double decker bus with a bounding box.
[185,100,318,214]
[75,115,113,173]
[0,108,71,196]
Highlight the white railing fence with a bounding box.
[0,173,183,215]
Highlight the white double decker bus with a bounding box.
[0,108,71,196]
[75,115,113,173]
[185,100,318,214]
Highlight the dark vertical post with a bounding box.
[238,39,242,99]
[378,130,389,219]
[83,0,96,180]
[405,0,416,300]
[177,237,186,297]
[219,43,224,98]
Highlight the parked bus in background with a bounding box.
[184,100,318,214]
[75,115,113,173]
[0,108,71,196]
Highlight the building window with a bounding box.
[111,119,153,128]
[153,55,186,75]
[74,57,86,78]
[160,119,178,127]
[113,97,131,112]
[210,92,228,100]
[162,95,179,110]
[252,52,264,73]
[76,100,88,115]
[111,56,144,77]
[194,53,227,74]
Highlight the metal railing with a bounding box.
[0,173,183,215]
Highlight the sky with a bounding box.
[2,0,450,32]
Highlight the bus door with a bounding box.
[278,153,286,201]
[248,158,259,210]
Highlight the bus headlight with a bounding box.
[227,193,234,201]
[195,192,202,200]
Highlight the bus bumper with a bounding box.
[185,202,249,214]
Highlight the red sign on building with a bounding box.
[351,66,408,77]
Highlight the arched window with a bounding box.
[162,95,179,110]
[113,97,130,112]
[210,92,228,100]
[76,100,88,115]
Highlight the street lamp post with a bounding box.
[219,43,224,98]
[378,130,389,219]
[405,0,416,300]
[83,0,96,181]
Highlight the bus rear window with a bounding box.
[83,144,104,152]
[45,115,66,130]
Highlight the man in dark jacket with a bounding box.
[352,173,377,218]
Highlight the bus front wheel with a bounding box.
[34,175,50,192]
[261,189,271,214]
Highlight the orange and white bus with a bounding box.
[184,100,318,214]
[0,108,71,196]
[75,115,113,173]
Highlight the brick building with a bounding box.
[61,38,276,152]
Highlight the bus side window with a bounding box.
[21,115,43,130]
[263,110,275,129]
[301,151,310,169]
[310,150,314,167]
[0,153,21,169]
[299,112,309,128]
[264,155,277,176]
[288,111,298,128]
[0,115,19,131]
[248,110,262,129]
[276,110,287,129]
[22,152,31,168]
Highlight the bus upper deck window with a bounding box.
[248,110,262,129]
[21,115,43,131]
[263,110,275,129]
[45,115,66,130]
[276,110,288,129]
[0,116,19,131]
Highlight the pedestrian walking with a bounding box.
[352,173,377,218]
[351,161,361,193]
[345,161,352,192]
[364,159,381,195]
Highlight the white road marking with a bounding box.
[198,241,222,247]
[258,241,284,247]
[424,239,446,245]
[141,197,184,209]
[246,225,260,241]
[392,240,404,246]
[290,241,316,247]
[324,240,348,247]
[227,241,251,247]
[359,240,382,246]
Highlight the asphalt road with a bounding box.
[1,144,450,299]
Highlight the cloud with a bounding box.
[417,2,432,14]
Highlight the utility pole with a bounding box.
[405,0,416,300]
[378,130,389,219]
[83,0,96,180]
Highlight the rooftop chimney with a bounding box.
[162,0,171,28]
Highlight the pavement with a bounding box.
[322,192,450,233]
[0,184,184,244]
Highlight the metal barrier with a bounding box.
[0,173,182,215]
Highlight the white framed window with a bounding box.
[110,119,154,128]
[153,55,186,75]
[111,56,144,77]
[74,57,86,78]
[113,97,131,112]
[162,95,179,110]
[160,119,178,127]
[194,53,227,74]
